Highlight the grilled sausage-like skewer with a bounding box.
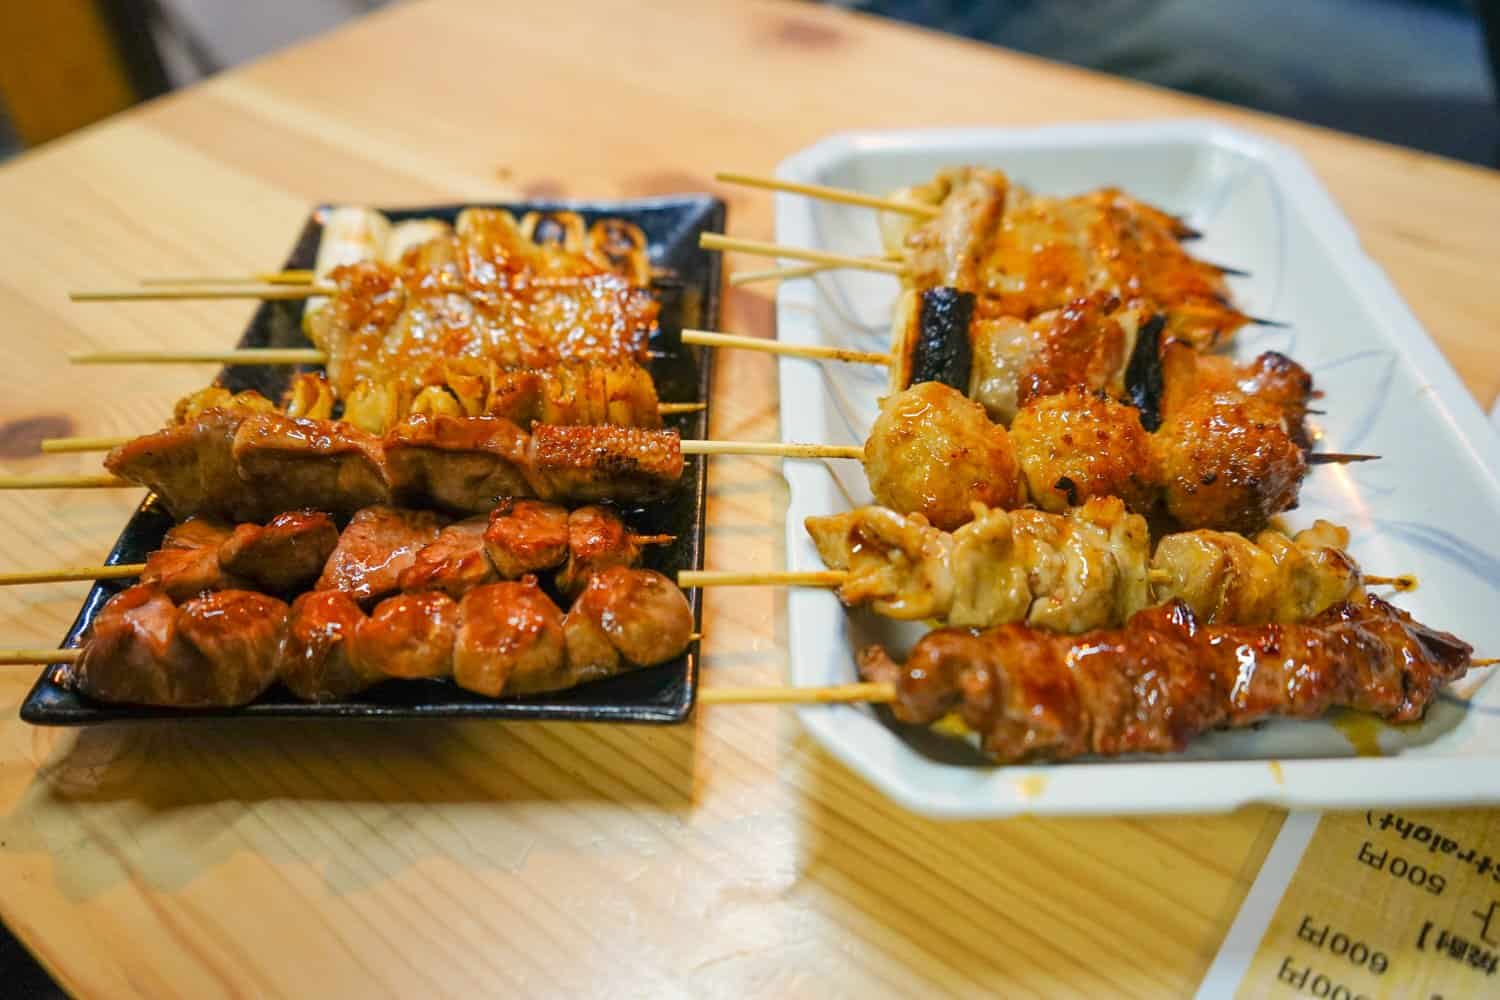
[864,380,1310,533]
[69,566,694,707]
[857,595,1473,761]
[807,499,1363,632]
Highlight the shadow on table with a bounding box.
[0,713,704,898]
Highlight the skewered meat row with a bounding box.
[140,501,667,605]
[857,595,1472,762]
[807,498,1362,632]
[864,380,1307,533]
[305,207,660,398]
[878,167,1244,349]
[106,406,684,521]
[68,566,694,707]
[180,355,667,433]
[892,287,1313,438]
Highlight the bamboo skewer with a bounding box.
[70,286,332,302]
[681,330,893,366]
[730,263,833,286]
[0,565,146,586]
[141,271,315,286]
[697,682,897,705]
[0,474,132,490]
[0,649,81,666]
[714,171,940,218]
[699,233,904,275]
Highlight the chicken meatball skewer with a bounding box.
[864,380,1362,534]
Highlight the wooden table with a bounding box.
[1,1,1497,995]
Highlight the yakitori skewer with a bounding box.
[699,233,905,275]
[71,285,333,302]
[714,171,940,218]
[681,499,1412,631]
[856,595,1481,761]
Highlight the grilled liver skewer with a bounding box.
[806,498,1366,632]
[68,565,693,707]
[858,595,1474,761]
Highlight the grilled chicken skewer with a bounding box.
[687,288,1311,435]
[858,595,1474,761]
[805,498,1370,632]
[55,564,693,707]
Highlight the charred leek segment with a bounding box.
[805,499,1366,632]
[887,287,976,396]
[1122,313,1167,432]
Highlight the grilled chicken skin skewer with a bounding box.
[140,501,670,605]
[171,357,669,435]
[865,380,1312,533]
[807,499,1363,632]
[877,167,1246,349]
[68,566,694,707]
[857,595,1473,761]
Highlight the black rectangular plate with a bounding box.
[20,195,725,726]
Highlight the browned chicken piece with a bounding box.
[556,505,650,596]
[384,413,534,514]
[72,585,287,708]
[881,169,1241,349]
[1151,520,1363,624]
[218,509,340,593]
[231,412,391,520]
[352,592,459,680]
[526,423,684,504]
[281,590,377,701]
[1159,341,1314,446]
[968,293,1145,424]
[172,385,278,424]
[857,596,1473,761]
[341,360,663,435]
[316,505,444,605]
[106,409,252,520]
[1152,390,1306,533]
[483,499,571,577]
[280,372,337,421]
[141,518,239,599]
[864,382,1022,532]
[452,577,568,697]
[882,167,1010,292]
[396,517,497,598]
[1008,388,1159,515]
[562,567,695,678]
[807,498,1151,632]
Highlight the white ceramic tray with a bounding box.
[774,121,1500,817]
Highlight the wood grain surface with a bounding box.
[0,1,1497,995]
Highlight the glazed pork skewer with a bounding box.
[856,594,1476,762]
[4,564,694,707]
